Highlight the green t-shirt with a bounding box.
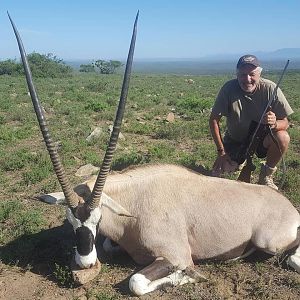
[212,78,293,142]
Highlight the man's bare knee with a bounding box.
[264,130,290,151]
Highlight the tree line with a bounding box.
[0,53,123,77]
[0,53,72,78]
[79,60,123,74]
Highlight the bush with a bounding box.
[94,60,123,74]
[0,53,73,78]
[85,100,109,112]
[112,151,146,170]
[0,149,34,171]
[79,64,95,73]
[176,96,212,114]
[0,59,23,75]
[27,53,72,78]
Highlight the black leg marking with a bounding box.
[138,257,175,281]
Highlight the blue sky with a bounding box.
[1,0,300,60]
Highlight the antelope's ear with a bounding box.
[73,176,98,202]
[38,191,85,205]
[101,193,133,217]
[39,192,66,205]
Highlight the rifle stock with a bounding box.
[236,123,270,183]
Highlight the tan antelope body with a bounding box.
[79,164,300,264]
[9,12,300,296]
[71,164,300,295]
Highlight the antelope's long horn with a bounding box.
[8,12,80,208]
[89,11,139,209]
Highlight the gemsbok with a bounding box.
[9,12,300,296]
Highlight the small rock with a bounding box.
[86,127,102,142]
[71,258,101,285]
[75,164,99,177]
[182,114,192,120]
[73,156,82,164]
[166,112,175,123]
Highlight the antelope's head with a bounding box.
[8,12,138,269]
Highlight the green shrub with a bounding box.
[0,200,45,244]
[0,200,22,222]
[94,292,119,300]
[0,149,33,171]
[14,210,45,235]
[148,143,176,162]
[0,59,23,75]
[0,115,6,125]
[86,81,108,92]
[0,125,34,145]
[125,121,153,135]
[0,53,73,78]
[176,96,212,113]
[154,122,186,140]
[27,53,72,78]
[79,64,95,73]
[53,263,73,287]
[112,151,146,170]
[85,100,109,112]
[22,154,53,185]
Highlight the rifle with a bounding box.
[237,60,289,183]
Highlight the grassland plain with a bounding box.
[0,71,300,300]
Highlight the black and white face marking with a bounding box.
[66,205,101,269]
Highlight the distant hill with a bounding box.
[255,48,300,59]
[66,48,300,75]
[203,48,300,60]
[66,59,93,69]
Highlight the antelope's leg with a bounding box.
[287,228,300,273]
[287,246,300,273]
[103,238,124,255]
[251,219,300,255]
[128,257,205,296]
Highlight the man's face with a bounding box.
[237,64,261,93]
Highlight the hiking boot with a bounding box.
[258,164,278,190]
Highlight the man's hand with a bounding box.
[212,151,238,177]
[263,111,277,128]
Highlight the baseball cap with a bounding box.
[236,54,260,69]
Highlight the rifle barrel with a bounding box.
[246,60,289,156]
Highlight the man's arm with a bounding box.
[263,112,289,131]
[209,113,225,155]
[209,112,237,176]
